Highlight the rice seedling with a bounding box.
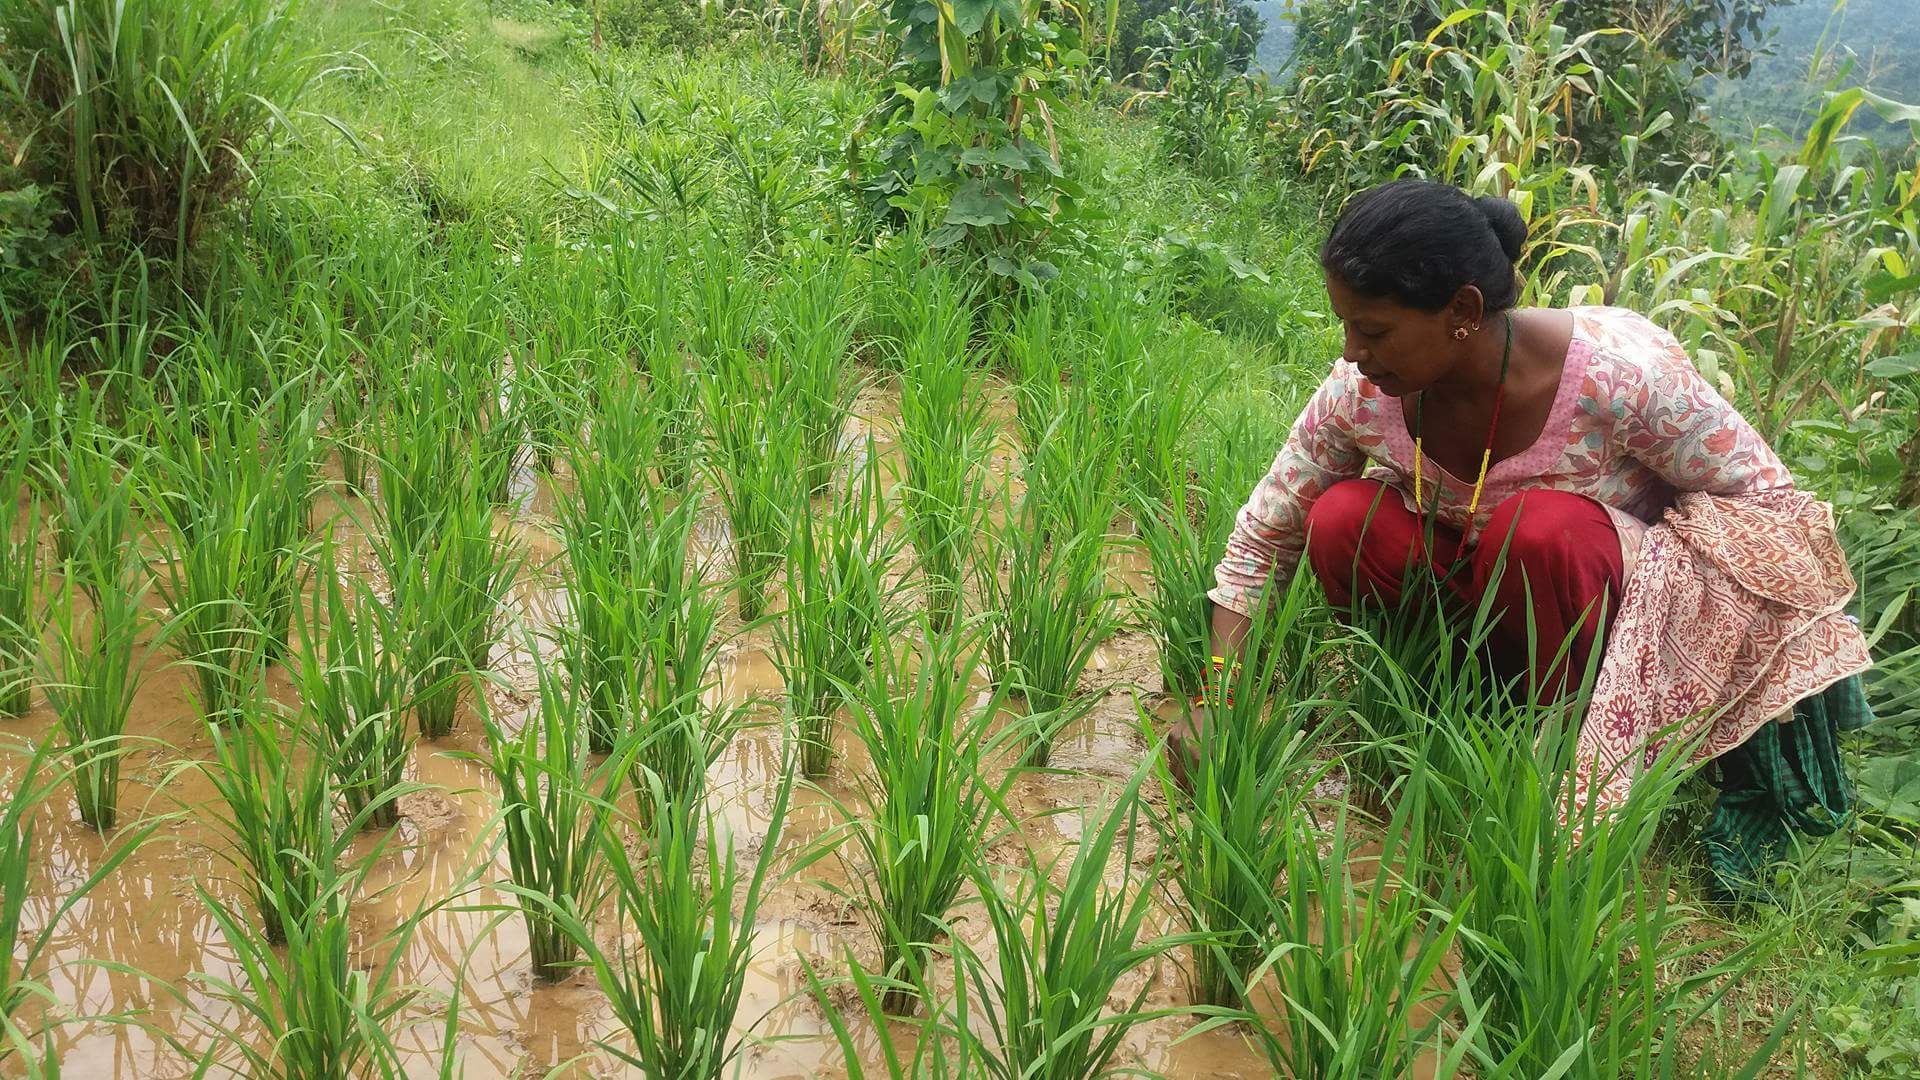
[141,365,316,719]
[382,488,520,740]
[986,385,1122,768]
[1130,414,1278,699]
[557,370,689,754]
[829,620,1017,1015]
[701,346,803,622]
[613,235,699,491]
[191,826,454,1080]
[774,442,897,778]
[1420,677,1766,1076]
[474,635,634,982]
[630,543,734,809]
[544,759,796,1077]
[40,542,148,833]
[1231,754,1469,1079]
[950,761,1190,1079]
[293,536,412,829]
[43,399,136,602]
[894,265,994,632]
[0,440,40,718]
[1,736,156,1062]
[1153,572,1340,1008]
[193,680,365,947]
[767,249,863,497]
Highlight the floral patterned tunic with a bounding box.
[1210,306,1795,616]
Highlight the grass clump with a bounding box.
[988,381,1122,768]
[552,768,794,1077]
[953,763,1185,1079]
[767,248,863,497]
[41,544,147,833]
[830,621,1016,1015]
[702,346,802,623]
[142,365,318,719]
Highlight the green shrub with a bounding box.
[0,0,315,266]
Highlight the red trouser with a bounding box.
[1304,479,1624,700]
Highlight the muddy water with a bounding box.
[5,375,1290,1078]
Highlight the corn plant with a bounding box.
[0,444,39,718]
[828,621,1017,1014]
[2,736,155,1063]
[949,762,1190,1079]
[545,764,796,1078]
[767,250,863,497]
[476,636,634,983]
[701,347,802,622]
[986,386,1122,768]
[773,442,897,778]
[195,685,361,947]
[895,267,994,632]
[1153,572,1338,1007]
[293,540,412,830]
[40,544,148,833]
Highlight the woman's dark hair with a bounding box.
[1319,179,1527,313]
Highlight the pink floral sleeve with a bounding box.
[1608,329,1793,496]
[1210,367,1368,616]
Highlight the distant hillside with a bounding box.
[1708,0,1920,144]
[1249,1,1917,143]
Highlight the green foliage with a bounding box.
[1129,0,1269,178]
[0,440,39,718]
[861,0,1089,287]
[0,0,315,268]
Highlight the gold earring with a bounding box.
[1452,327,1470,341]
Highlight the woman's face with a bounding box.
[1324,273,1471,397]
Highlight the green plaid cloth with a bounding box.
[1701,674,1876,902]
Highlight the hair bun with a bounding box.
[1474,196,1528,262]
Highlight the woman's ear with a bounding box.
[1448,285,1487,335]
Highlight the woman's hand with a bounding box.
[1163,697,1202,795]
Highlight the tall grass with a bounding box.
[1153,573,1337,1007]
[830,621,1016,1014]
[773,442,896,778]
[293,539,412,830]
[1,736,154,1062]
[1420,676,1762,1074]
[0,0,316,262]
[1130,414,1277,699]
[0,441,39,718]
[192,832,447,1080]
[894,264,993,632]
[478,636,633,982]
[41,542,148,832]
[1235,756,1467,1078]
[196,683,362,947]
